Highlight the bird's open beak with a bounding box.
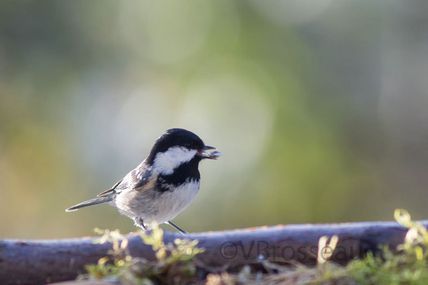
[198,145,221,159]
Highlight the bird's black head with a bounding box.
[146,128,220,168]
[152,128,204,154]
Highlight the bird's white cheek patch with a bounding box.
[153,147,197,175]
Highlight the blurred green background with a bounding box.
[1,1,428,238]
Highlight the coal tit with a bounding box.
[66,128,220,234]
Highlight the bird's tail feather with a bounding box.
[65,196,113,212]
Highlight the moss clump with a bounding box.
[84,225,204,284]
[83,210,428,285]
[344,209,428,285]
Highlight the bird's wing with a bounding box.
[97,161,157,197]
[132,165,158,191]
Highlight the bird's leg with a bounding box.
[134,217,147,231]
[166,221,187,234]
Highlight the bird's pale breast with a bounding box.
[114,180,200,224]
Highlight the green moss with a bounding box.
[84,225,204,284]
[343,209,428,285]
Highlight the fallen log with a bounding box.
[0,221,424,285]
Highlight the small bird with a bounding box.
[66,128,220,234]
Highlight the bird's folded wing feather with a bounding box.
[97,179,122,197]
[97,162,156,197]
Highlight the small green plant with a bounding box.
[344,209,428,285]
[85,224,204,284]
[85,228,132,281]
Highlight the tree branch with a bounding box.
[1,221,424,285]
